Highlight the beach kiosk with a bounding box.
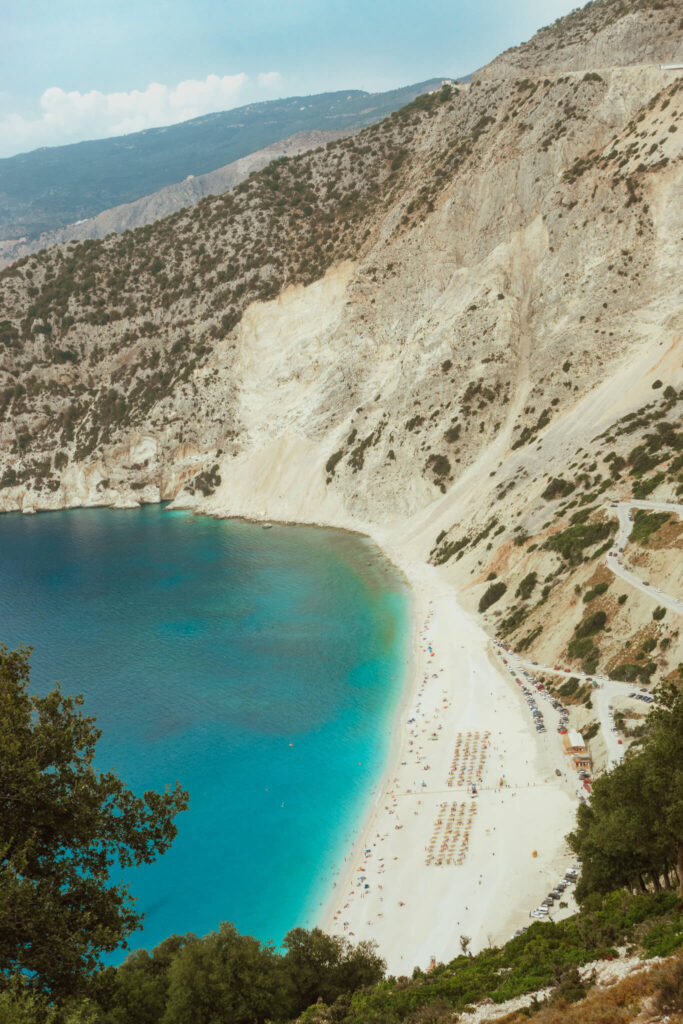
[562,730,592,772]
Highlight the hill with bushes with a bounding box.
[0,79,444,243]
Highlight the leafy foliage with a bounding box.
[543,520,616,566]
[568,685,683,901]
[0,646,189,997]
[629,510,670,545]
[516,572,538,600]
[0,81,444,240]
[479,581,507,612]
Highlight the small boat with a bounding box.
[262,522,273,529]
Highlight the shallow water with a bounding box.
[0,505,409,956]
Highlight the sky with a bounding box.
[0,0,582,159]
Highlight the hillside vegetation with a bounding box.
[0,79,443,242]
[0,0,682,1020]
[0,0,680,734]
[480,0,683,77]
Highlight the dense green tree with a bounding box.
[96,936,192,1024]
[161,922,294,1024]
[0,646,188,998]
[569,685,683,899]
[283,927,385,1010]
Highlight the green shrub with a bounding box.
[583,582,609,603]
[542,477,575,500]
[575,611,607,639]
[516,572,537,600]
[543,521,616,565]
[500,606,529,634]
[611,663,644,683]
[583,651,600,675]
[630,510,670,545]
[325,450,343,476]
[427,453,451,478]
[559,677,580,697]
[633,473,665,498]
[517,625,543,652]
[568,636,595,660]
[432,535,469,565]
[479,581,507,613]
[642,917,683,957]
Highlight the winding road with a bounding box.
[494,499,681,769]
[605,500,683,615]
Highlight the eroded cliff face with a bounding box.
[0,3,681,685]
[478,0,683,79]
[2,62,679,519]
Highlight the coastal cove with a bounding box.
[0,504,410,958]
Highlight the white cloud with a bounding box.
[257,71,283,90]
[0,71,282,157]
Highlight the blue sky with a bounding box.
[1,0,581,157]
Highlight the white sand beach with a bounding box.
[320,551,579,975]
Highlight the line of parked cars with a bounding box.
[527,866,579,921]
[494,644,555,734]
[629,691,654,704]
[519,681,547,733]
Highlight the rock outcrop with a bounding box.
[0,0,680,680]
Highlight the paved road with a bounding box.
[491,502,680,774]
[605,501,683,616]
[493,645,645,770]
[492,643,594,791]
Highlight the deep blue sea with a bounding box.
[0,505,409,957]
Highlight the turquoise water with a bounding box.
[0,505,409,956]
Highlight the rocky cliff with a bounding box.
[0,0,680,684]
[479,0,683,78]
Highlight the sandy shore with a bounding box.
[171,490,582,973]
[319,547,579,975]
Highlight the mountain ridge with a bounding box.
[0,129,350,268]
[0,79,446,241]
[0,0,681,690]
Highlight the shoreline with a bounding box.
[315,547,422,935]
[1,497,581,971]
[316,532,580,975]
